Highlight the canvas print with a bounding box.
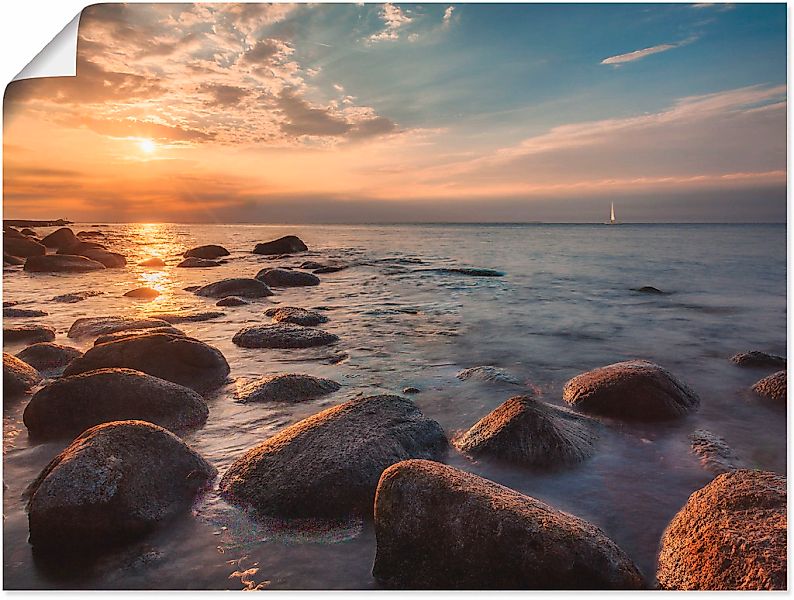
[2,2,787,591]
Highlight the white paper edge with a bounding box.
[12,12,81,81]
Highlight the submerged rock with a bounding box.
[751,370,786,401]
[457,366,520,385]
[372,460,644,589]
[123,287,160,299]
[3,237,45,258]
[232,323,339,349]
[216,296,248,307]
[256,268,320,287]
[731,351,786,369]
[234,373,341,403]
[3,325,56,344]
[631,286,665,294]
[138,257,165,267]
[690,429,743,476]
[16,343,82,376]
[433,267,505,277]
[68,316,171,338]
[40,227,77,249]
[26,420,216,549]
[148,311,225,324]
[94,326,185,345]
[220,394,446,518]
[23,368,209,440]
[456,396,599,468]
[657,469,786,590]
[562,360,700,421]
[194,278,273,298]
[3,307,48,318]
[4,353,41,395]
[264,306,328,326]
[51,290,103,303]
[252,235,308,255]
[24,254,106,272]
[177,257,221,268]
[183,244,229,259]
[63,333,230,393]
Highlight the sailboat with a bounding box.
[605,202,619,225]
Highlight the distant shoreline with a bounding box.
[3,220,784,227]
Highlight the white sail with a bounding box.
[610,202,615,223]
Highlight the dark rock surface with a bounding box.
[4,237,46,258]
[94,326,185,345]
[4,353,41,395]
[457,365,520,385]
[194,278,273,298]
[234,373,341,403]
[232,323,339,348]
[3,307,48,318]
[264,306,328,326]
[256,268,320,287]
[68,316,171,338]
[731,351,786,369]
[216,296,248,307]
[252,235,308,255]
[751,370,786,401]
[80,249,126,268]
[16,342,82,376]
[51,290,104,303]
[177,257,221,268]
[24,255,106,272]
[183,245,229,259]
[40,227,78,249]
[4,253,26,265]
[690,429,743,476]
[631,286,665,294]
[3,325,56,344]
[148,311,225,324]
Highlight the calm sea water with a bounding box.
[2,223,787,589]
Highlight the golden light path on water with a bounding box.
[126,222,187,315]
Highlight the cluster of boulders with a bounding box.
[4,225,126,271]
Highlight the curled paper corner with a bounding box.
[12,12,81,82]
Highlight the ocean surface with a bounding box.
[2,223,787,590]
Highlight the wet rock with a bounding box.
[632,286,665,294]
[51,290,104,303]
[751,370,786,401]
[81,249,126,268]
[657,470,785,590]
[68,316,171,338]
[562,360,700,421]
[264,306,328,326]
[26,420,216,549]
[3,325,56,344]
[252,235,308,255]
[299,260,348,274]
[20,228,36,236]
[216,296,248,307]
[138,257,165,267]
[123,287,160,299]
[183,244,229,259]
[219,394,446,518]
[3,301,18,307]
[56,241,106,254]
[256,268,320,287]
[4,353,41,395]
[94,326,185,345]
[372,460,644,589]
[16,343,82,376]
[63,333,230,393]
[3,307,48,318]
[148,311,225,324]
[4,236,45,258]
[183,285,201,292]
[730,351,786,369]
[40,227,78,249]
[24,254,106,272]
[76,230,103,239]
[23,368,209,440]
[456,396,599,468]
[690,429,743,476]
[177,257,221,268]
[233,323,339,349]
[313,265,347,274]
[423,267,504,277]
[4,253,26,265]
[194,278,273,298]
[457,365,520,385]
[403,387,420,394]
[234,373,341,404]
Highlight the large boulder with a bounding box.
[23,368,209,440]
[3,324,55,344]
[731,351,786,369]
[657,469,786,590]
[562,360,700,421]
[55,241,105,254]
[25,420,216,549]
[455,396,599,468]
[751,370,786,401]
[194,278,273,298]
[81,249,126,268]
[219,394,446,518]
[40,227,78,249]
[4,353,41,395]
[256,268,320,287]
[234,373,341,403]
[68,316,171,338]
[94,326,185,345]
[252,235,308,255]
[63,333,230,393]
[232,323,338,348]
[264,306,328,326]
[183,244,229,259]
[177,257,221,268]
[3,236,45,258]
[16,342,82,376]
[372,460,644,589]
[24,254,105,272]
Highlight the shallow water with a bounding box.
[2,223,787,589]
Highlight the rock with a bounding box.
[16,343,82,376]
[264,306,328,326]
[55,241,105,254]
[233,324,339,349]
[562,360,700,421]
[123,287,160,299]
[313,265,347,274]
[183,285,201,292]
[194,278,273,298]
[40,227,78,249]
[139,257,165,267]
[25,420,216,549]
[24,255,106,273]
[298,260,348,274]
[4,353,41,395]
[68,316,171,338]
[4,253,25,265]
[4,236,45,258]
[731,351,786,369]
[94,326,185,345]
[690,429,743,476]
[3,307,48,317]
[76,230,104,239]
[403,387,420,394]
[252,235,308,255]
[20,228,36,236]
[256,268,320,287]
[81,249,126,268]
[234,374,341,403]
[63,333,230,393]
[3,325,56,344]
[216,296,248,307]
[50,290,104,303]
[457,366,520,385]
[751,370,786,401]
[219,394,446,518]
[177,257,221,268]
[435,267,505,277]
[456,396,599,468]
[372,460,644,589]
[657,470,785,590]
[183,244,229,259]
[23,368,209,440]
[3,301,18,307]
[632,286,665,294]
[147,311,225,324]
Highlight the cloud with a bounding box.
[199,83,250,107]
[369,3,413,43]
[601,36,698,65]
[443,6,455,25]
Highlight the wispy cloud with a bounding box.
[443,6,455,26]
[601,36,698,66]
[369,3,412,43]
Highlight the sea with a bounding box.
[2,223,787,589]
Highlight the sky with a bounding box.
[2,2,788,223]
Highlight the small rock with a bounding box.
[177,257,221,268]
[264,306,328,326]
[4,353,41,395]
[16,342,82,376]
[40,227,78,249]
[252,235,308,255]
[183,285,201,292]
[3,307,48,318]
[51,290,103,303]
[730,351,786,369]
[233,324,339,349]
[123,287,160,299]
[94,326,185,345]
[235,373,341,403]
[148,311,225,324]
[457,366,520,385]
[256,268,320,287]
[403,387,420,394]
[216,296,248,307]
[3,325,56,344]
[68,316,171,338]
[690,429,743,476]
[751,370,786,401]
[24,255,105,272]
[632,286,665,294]
[194,278,273,298]
[183,244,229,259]
[20,228,36,236]
[138,257,165,267]
[428,267,505,277]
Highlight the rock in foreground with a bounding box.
[194,278,273,298]
[26,420,216,549]
[4,353,41,395]
[372,460,644,589]
[256,268,320,287]
[264,306,328,326]
[219,395,446,518]
[16,342,82,376]
[68,316,171,338]
[657,469,786,590]
[40,227,77,249]
[234,373,341,403]
[24,255,106,273]
[731,351,786,369]
[232,323,338,349]
[751,370,786,401]
[562,360,699,421]
[252,235,308,255]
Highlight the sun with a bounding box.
[138,138,156,154]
